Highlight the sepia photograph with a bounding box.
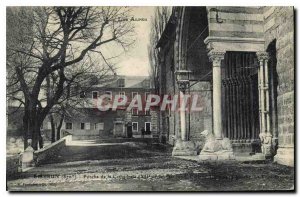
[5,4,295,192]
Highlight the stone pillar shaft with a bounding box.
[209,51,225,140]
[212,61,222,139]
[257,51,272,157]
[259,59,266,133]
[199,50,235,161]
[257,52,271,135]
[179,91,187,141]
[257,62,262,137]
[264,60,271,134]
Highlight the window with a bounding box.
[144,92,151,115]
[79,91,86,98]
[132,92,138,101]
[132,108,138,116]
[145,108,150,116]
[118,78,125,87]
[95,123,104,130]
[132,92,138,98]
[92,91,98,99]
[86,123,91,130]
[80,123,85,130]
[105,91,112,100]
[66,122,73,130]
[132,122,138,132]
[145,92,150,101]
[145,122,151,133]
[118,92,126,103]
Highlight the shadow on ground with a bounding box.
[42,140,172,164]
[7,140,295,191]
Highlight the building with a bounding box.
[7,75,158,141]
[45,75,158,140]
[156,7,294,166]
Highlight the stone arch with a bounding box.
[174,7,211,79]
[172,7,213,145]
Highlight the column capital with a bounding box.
[208,51,225,65]
[256,51,269,62]
[177,80,189,92]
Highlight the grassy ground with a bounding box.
[7,140,294,191]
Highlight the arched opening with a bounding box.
[181,7,211,81]
[177,7,212,141]
[221,52,261,154]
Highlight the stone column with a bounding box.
[257,52,272,157]
[172,80,197,156]
[209,51,225,140]
[179,89,187,141]
[199,51,234,161]
[177,80,189,142]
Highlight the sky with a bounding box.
[115,7,156,77]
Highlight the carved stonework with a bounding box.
[172,138,198,156]
[256,51,269,62]
[208,51,225,65]
[21,139,35,170]
[177,80,189,92]
[259,132,273,157]
[199,130,235,161]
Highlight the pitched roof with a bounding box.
[93,75,151,89]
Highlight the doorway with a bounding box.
[145,122,151,135]
[221,52,261,153]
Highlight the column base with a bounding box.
[274,146,294,167]
[199,150,235,161]
[172,140,198,156]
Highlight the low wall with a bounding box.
[72,137,159,144]
[6,154,21,179]
[34,135,72,166]
[72,135,103,140]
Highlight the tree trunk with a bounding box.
[39,130,44,149]
[49,114,56,143]
[31,123,43,150]
[26,102,45,150]
[31,127,39,150]
[56,113,64,140]
[22,108,29,150]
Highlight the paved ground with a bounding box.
[7,140,295,191]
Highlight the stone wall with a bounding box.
[150,110,159,138]
[262,6,294,166]
[7,155,21,179]
[189,82,212,142]
[131,115,152,135]
[159,39,178,144]
[157,7,294,162]
[34,135,72,166]
[207,6,264,39]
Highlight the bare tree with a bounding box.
[148,7,171,92]
[45,57,117,143]
[7,6,136,150]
